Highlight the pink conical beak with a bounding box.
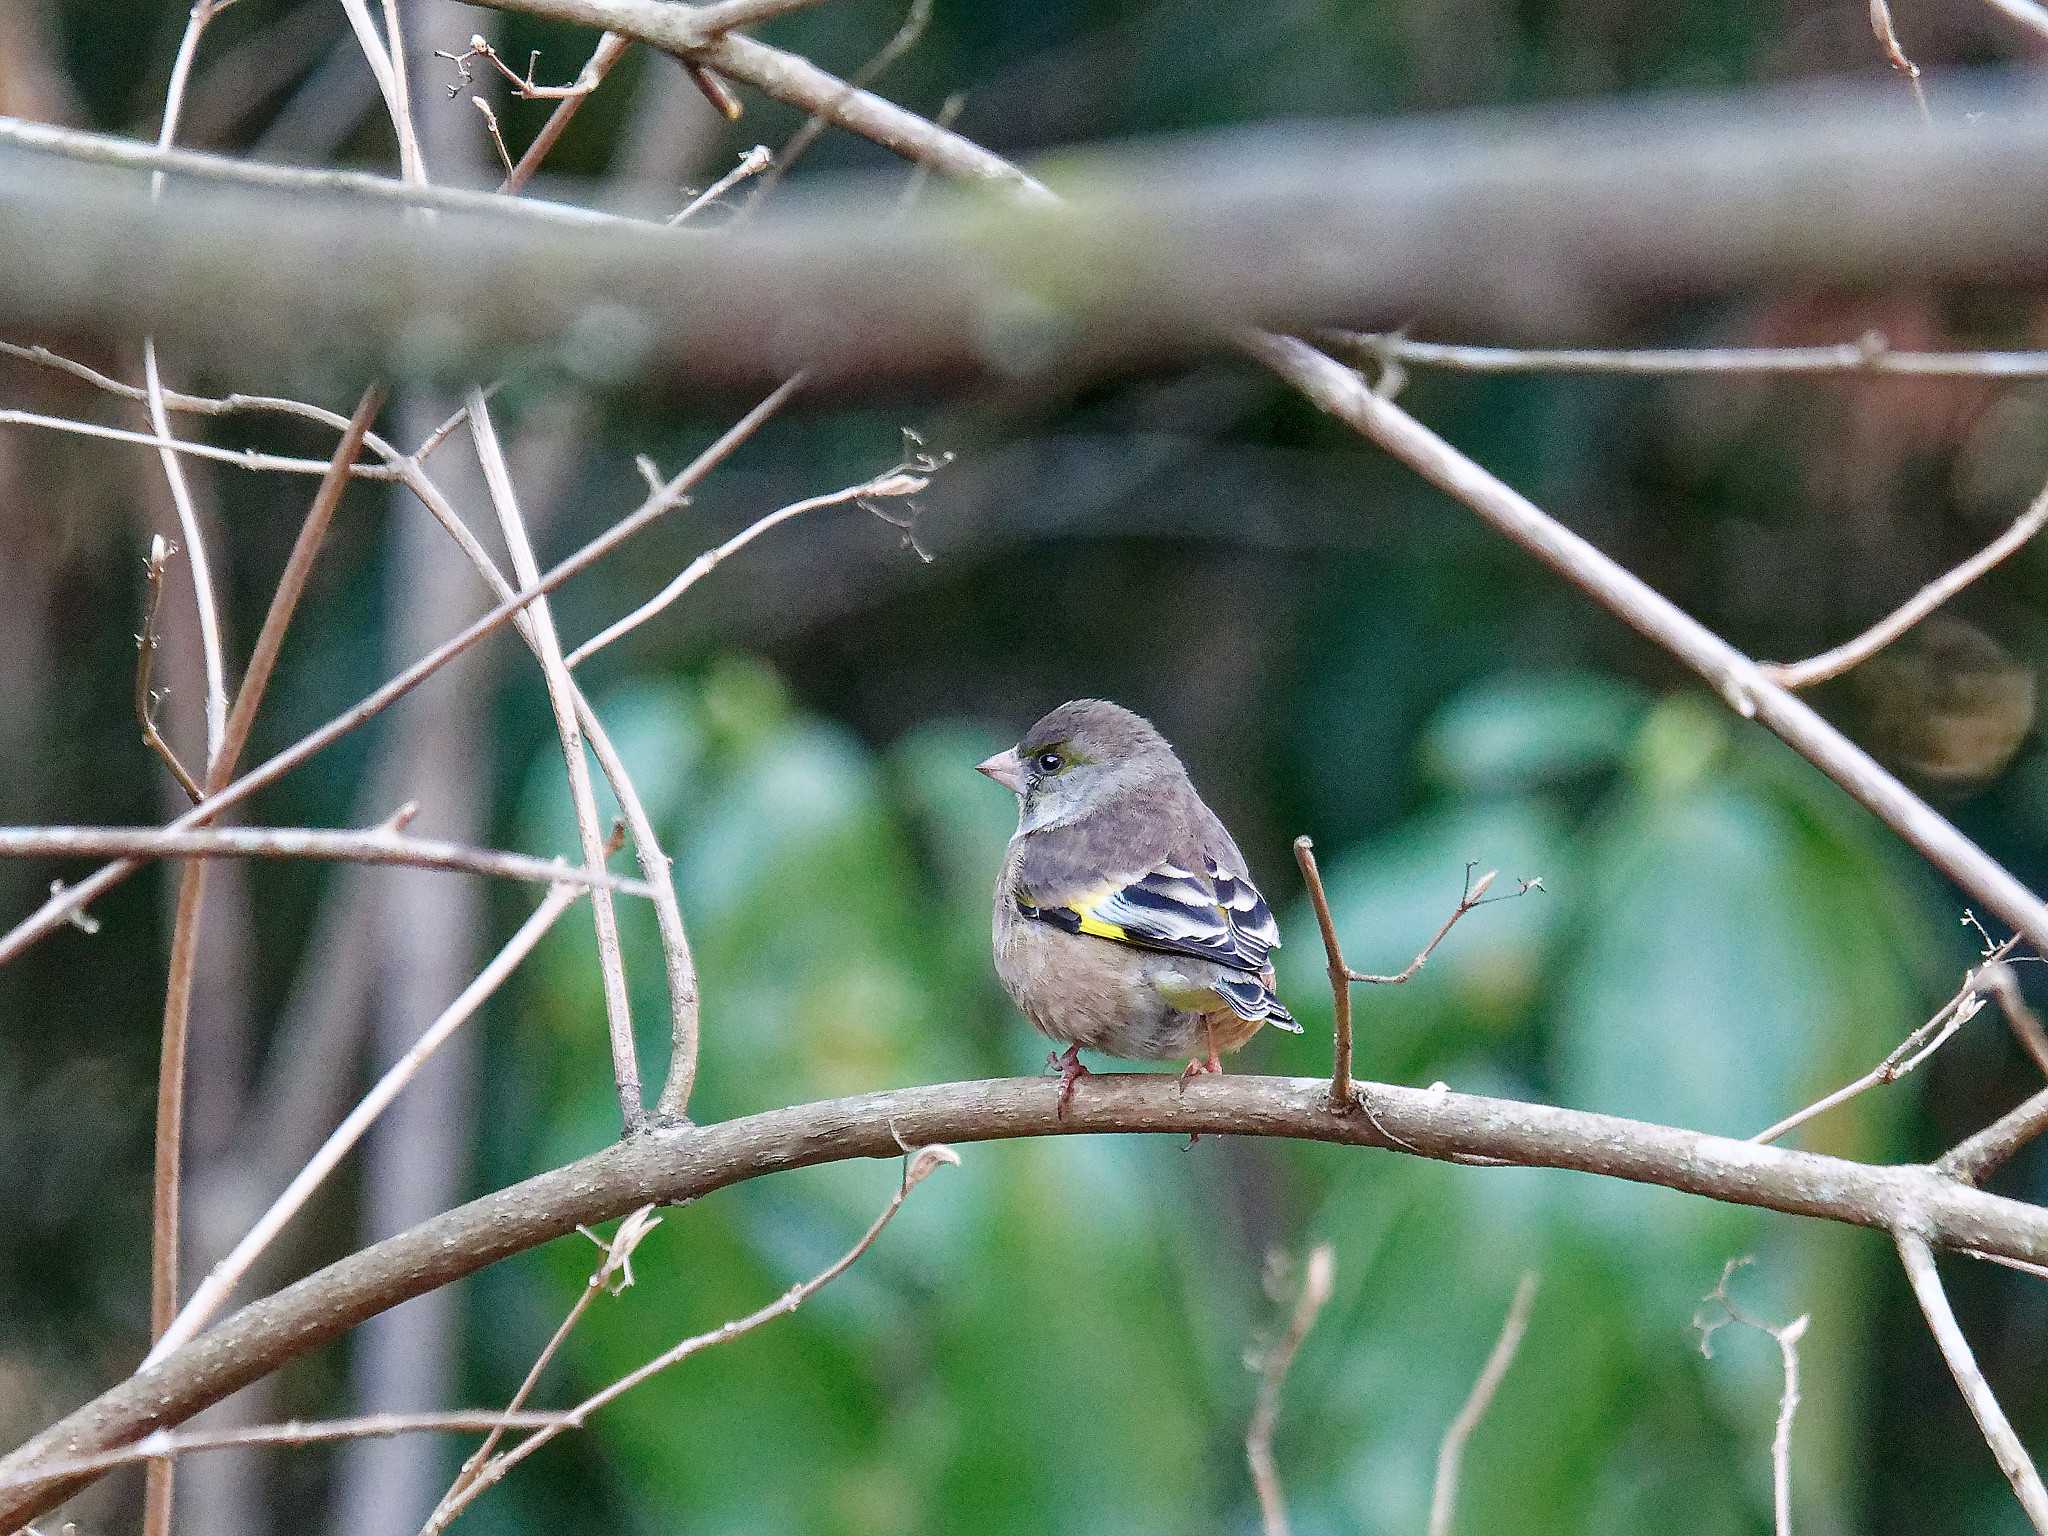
[976,748,1026,794]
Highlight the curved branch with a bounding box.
[4,1072,2046,1526]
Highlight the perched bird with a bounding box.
[978,699,1298,1115]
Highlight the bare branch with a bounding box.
[0,1411,571,1491]
[0,824,657,896]
[14,1073,2048,1526]
[1429,1272,1539,1536]
[422,1146,958,1531]
[145,882,588,1366]
[1936,1085,2048,1186]
[690,0,834,33]
[1896,1232,2048,1533]
[470,393,644,1133]
[1247,333,2048,962]
[1327,332,2048,381]
[426,1206,661,1528]
[564,439,946,668]
[135,535,204,803]
[34,80,2048,391]
[0,438,704,967]
[1981,959,2048,1080]
[1751,937,2018,1146]
[1245,1245,1334,1536]
[1763,480,2048,689]
[141,340,226,773]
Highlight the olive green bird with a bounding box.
[978,699,1298,1116]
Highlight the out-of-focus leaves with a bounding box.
[1419,669,1648,795]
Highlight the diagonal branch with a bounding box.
[1244,1245,1334,1536]
[1763,478,2048,690]
[1897,1232,2048,1533]
[470,394,643,1133]
[1429,1273,1539,1536]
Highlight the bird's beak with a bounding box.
[975,748,1026,795]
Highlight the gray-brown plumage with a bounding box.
[977,699,1296,1115]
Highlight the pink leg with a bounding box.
[1046,1043,1091,1119]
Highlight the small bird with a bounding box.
[978,699,1299,1116]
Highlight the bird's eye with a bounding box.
[1035,751,1064,775]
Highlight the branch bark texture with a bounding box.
[12,78,2048,393]
[4,1072,2046,1527]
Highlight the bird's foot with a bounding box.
[1178,1051,1222,1146]
[1046,1044,1091,1119]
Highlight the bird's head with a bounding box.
[976,698,1180,831]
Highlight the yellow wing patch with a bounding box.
[1071,907,1131,941]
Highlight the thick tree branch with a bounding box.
[6,1072,2048,1527]
[18,77,2048,391]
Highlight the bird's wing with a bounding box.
[1016,838,1289,990]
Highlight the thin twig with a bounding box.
[146,881,589,1366]
[0,1411,571,1490]
[424,1206,660,1528]
[1868,0,1933,124]
[1326,333,2048,380]
[1429,1272,1539,1536]
[1350,863,1539,986]
[1896,1232,2048,1533]
[135,535,204,802]
[1244,1245,1334,1536]
[1763,479,2048,689]
[501,32,629,193]
[436,36,609,100]
[1980,960,2048,1079]
[141,359,227,776]
[0,431,708,966]
[667,144,772,224]
[1248,334,2048,962]
[421,1145,959,1532]
[470,392,643,1133]
[1751,937,2019,1145]
[740,0,935,211]
[1292,837,1356,1108]
[0,824,656,896]
[563,442,946,668]
[1693,1258,1807,1536]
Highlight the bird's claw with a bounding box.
[1046,1045,1091,1119]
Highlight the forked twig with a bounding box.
[135,535,204,803]
[425,1205,662,1528]
[1244,1245,1334,1536]
[1751,935,2020,1146]
[1430,1273,1540,1536]
[1293,838,1539,1110]
[563,438,948,668]
[420,1145,959,1532]
[1694,1257,1808,1536]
